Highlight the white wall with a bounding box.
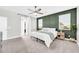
[0,8,21,39]
[77,7,79,46]
[0,8,37,39]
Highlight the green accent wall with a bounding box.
[37,8,77,39]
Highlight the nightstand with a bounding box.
[57,31,65,39]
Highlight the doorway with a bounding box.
[21,16,28,38]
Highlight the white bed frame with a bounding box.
[31,28,57,48]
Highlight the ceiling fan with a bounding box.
[27,6,43,15]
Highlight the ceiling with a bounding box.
[0,6,76,18]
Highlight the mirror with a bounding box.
[59,13,71,30]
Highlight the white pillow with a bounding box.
[42,28,56,33]
[41,28,57,37]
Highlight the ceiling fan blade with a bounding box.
[29,13,33,14]
[27,9,34,12]
[36,11,43,14]
[37,8,41,11]
[28,12,35,14]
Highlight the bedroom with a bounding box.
[0,6,79,53]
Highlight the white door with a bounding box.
[0,16,7,40]
[21,16,28,38]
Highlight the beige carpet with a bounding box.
[1,36,79,53]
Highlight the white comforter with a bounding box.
[31,31,57,48]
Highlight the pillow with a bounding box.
[41,28,57,37]
[42,28,56,33]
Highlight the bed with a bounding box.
[31,28,57,48]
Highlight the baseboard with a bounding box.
[77,42,79,47]
[7,35,21,40]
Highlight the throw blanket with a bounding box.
[38,31,54,40]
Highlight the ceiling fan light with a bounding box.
[33,13,37,16]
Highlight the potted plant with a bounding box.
[71,24,77,39]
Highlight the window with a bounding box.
[38,19,43,29]
[59,13,71,30]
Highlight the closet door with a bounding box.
[21,16,28,38]
[0,16,7,40]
